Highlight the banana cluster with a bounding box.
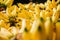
[0,0,60,40]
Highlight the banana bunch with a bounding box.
[0,0,14,11]
[0,0,60,40]
[0,0,14,7]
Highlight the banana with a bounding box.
[31,17,46,40]
[30,19,41,40]
[52,8,59,23]
[23,19,31,40]
[5,0,14,7]
[44,17,54,40]
[0,27,12,40]
[0,0,14,7]
[56,19,60,40]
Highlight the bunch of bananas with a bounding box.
[0,0,60,40]
[0,0,14,11]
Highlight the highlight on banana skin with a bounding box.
[0,0,60,40]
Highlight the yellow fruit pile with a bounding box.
[0,0,60,40]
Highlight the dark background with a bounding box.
[13,0,47,4]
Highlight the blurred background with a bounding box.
[13,0,47,4]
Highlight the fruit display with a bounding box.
[0,0,60,40]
